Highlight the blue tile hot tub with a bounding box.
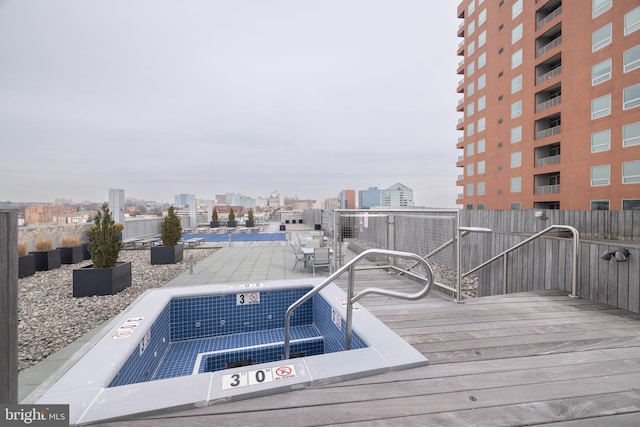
[34,279,428,425]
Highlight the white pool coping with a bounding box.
[33,278,429,425]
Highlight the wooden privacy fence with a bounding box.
[461,210,640,313]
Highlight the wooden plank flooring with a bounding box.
[99,269,640,426]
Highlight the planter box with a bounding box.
[245,220,255,228]
[73,262,132,297]
[59,246,84,264]
[18,254,36,278]
[81,242,91,260]
[151,244,184,265]
[227,220,237,227]
[31,249,62,271]
[210,221,220,228]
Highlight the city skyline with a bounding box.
[0,1,461,208]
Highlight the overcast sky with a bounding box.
[0,0,461,207]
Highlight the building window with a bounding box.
[468,20,475,36]
[623,160,640,184]
[467,81,475,96]
[591,200,610,210]
[511,100,522,118]
[623,121,640,147]
[590,164,610,186]
[479,9,487,26]
[592,0,612,18]
[591,129,611,153]
[466,183,474,196]
[477,160,486,174]
[512,22,523,44]
[467,163,475,176]
[511,74,523,94]
[467,142,475,156]
[467,122,475,137]
[478,73,486,90]
[511,151,522,168]
[467,101,475,117]
[592,58,612,85]
[624,45,640,73]
[477,203,485,210]
[466,204,474,210]
[512,0,523,19]
[591,94,611,119]
[478,52,486,69]
[468,0,475,15]
[478,95,486,111]
[623,199,640,210]
[467,40,475,57]
[510,177,522,193]
[511,126,522,143]
[477,182,486,195]
[511,48,523,69]
[477,138,486,153]
[592,23,612,52]
[477,117,486,132]
[510,202,521,210]
[467,60,475,76]
[625,6,640,36]
[623,83,640,110]
[478,30,486,47]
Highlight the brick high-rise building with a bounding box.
[456,0,640,210]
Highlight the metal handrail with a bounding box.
[458,225,579,300]
[283,249,434,360]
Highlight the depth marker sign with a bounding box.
[221,365,297,390]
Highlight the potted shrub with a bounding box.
[227,208,237,227]
[151,206,184,265]
[30,238,61,271]
[58,235,83,264]
[210,207,220,228]
[73,203,131,297]
[245,208,255,227]
[18,241,36,278]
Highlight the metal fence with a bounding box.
[326,209,460,295]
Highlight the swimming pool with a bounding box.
[34,279,428,425]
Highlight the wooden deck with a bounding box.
[100,269,640,426]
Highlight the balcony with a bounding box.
[536,95,562,112]
[457,78,464,93]
[537,5,562,30]
[457,118,464,130]
[536,66,561,84]
[535,154,561,167]
[535,184,560,194]
[536,125,561,140]
[457,59,465,74]
[457,41,465,56]
[457,21,465,37]
[537,35,562,57]
[457,98,464,112]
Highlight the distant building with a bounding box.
[338,189,356,209]
[268,191,281,208]
[358,187,383,208]
[455,0,640,210]
[174,194,195,207]
[24,205,80,225]
[382,183,414,207]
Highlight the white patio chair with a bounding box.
[312,247,332,277]
[290,242,306,272]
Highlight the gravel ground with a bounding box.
[17,248,217,372]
